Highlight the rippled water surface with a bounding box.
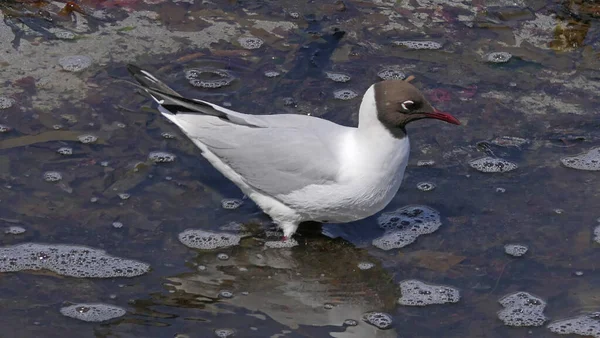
[1,0,600,337]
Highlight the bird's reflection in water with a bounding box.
[164,225,399,337]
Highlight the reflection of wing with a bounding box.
[170,112,346,197]
[127,64,348,197]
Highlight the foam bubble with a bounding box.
[504,244,528,257]
[469,157,518,173]
[0,124,11,132]
[57,147,73,155]
[548,312,600,337]
[362,311,393,330]
[416,182,435,191]
[594,225,600,244]
[5,226,26,235]
[561,147,600,171]
[78,134,97,144]
[178,229,241,250]
[264,71,281,78]
[185,68,235,89]
[326,72,351,83]
[357,262,374,270]
[112,222,123,229]
[497,292,547,327]
[377,69,406,81]
[161,132,176,139]
[148,151,176,163]
[58,55,92,72]
[398,279,460,306]
[118,193,130,200]
[417,160,435,166]
[238,37,263,49]
[219,290,233,298]
[217,253,230,260]
[0,97,15,109]
[490,136,529,147]
[333,89,358,100]
[214,328,236,338]
[221,198,243,210]
[54,30,75,40]
[485,52,512,63]
[43,171,62,182]
[60,303,126,322]
[0,243,150,278]
[264,238,299,249]
[372,205,441,250]
[344,319,358,326]
[393,40,442,50]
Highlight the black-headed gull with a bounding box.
[127,65,460,239]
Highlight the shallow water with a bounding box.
[1,0,600,337]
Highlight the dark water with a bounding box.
[1,0,600,337]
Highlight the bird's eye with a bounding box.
[401,100,415,111]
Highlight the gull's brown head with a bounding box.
[373,80,460,138]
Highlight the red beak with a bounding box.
[424,109,461,125]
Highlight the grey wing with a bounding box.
[189,120,343,197]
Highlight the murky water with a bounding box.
[1,0,600,337]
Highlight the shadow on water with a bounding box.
[1,0,600,337]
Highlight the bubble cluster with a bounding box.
[221,198,243,210]
[548,312,600,337]
[264,71,281,78]
[0,124,11,133]
[362,311,393,330]
[185,68,235,89]
[57,147,73,155]
[417,160,435,167]
[485,52,512,63]
[78,134,97,144]
[112,222,123,229]
[43,171,62,182]
[416,182,435,191]
[5,226,26,235]
[357,262,374,270]
[148,151,176,163]
[333,89,358,100]
[594,225,600,244]
[54,30,75,40]
[0,243,150,278]
[264,238,299,248]
[497,292,547,327]
[372,205,442,250]
[393,40,442,50]
[58,55,92,72]
[561,147,600,171]
[398,280,460,306]
[60,303,126,322]
[178,229,241,250]
[214,329,236,338]
[325,72,351,83]
[469,157,518,173]
[490,136,529,147]
[238,37,263,49]
[343,319,359,326]
[0,97,15,109]
[504,244,528,257]
[377,69,406,81]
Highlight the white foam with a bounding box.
[57,147,73,155]
[325,72,351,83]
[490,136,529,147]
[264,71,281,78]
[54,30,75,40]
[238,37,263,49]
[548,312,600,337]
[60,303,126,322]
[264,238,299,249]
[497,291,547,327]
[214,328,236,338]
[0,243,150,278]
[362,311,393,330]
[0,124,11,132]
[357,262,374,270]
[469,157,518,173]
[333,89,358,100]
[485,52,512,63]
[78,134,98,144]
[148,151,176,163]
[0,97,15,109]
[43,171,62,182]
[58,55,92,72]
[372,205,442,250]
[416,182,435,191]
[185,68,234,89]
[561,147,600,171]
[504,244,528,257]
[221,198,243,210]
[594,225,600,244]
[5,226,26,235]
[178,229,241,250]
[377,68,406,80]
[398,279,460,306]
[393,40,442,50]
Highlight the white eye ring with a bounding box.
[401,100,414,111]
